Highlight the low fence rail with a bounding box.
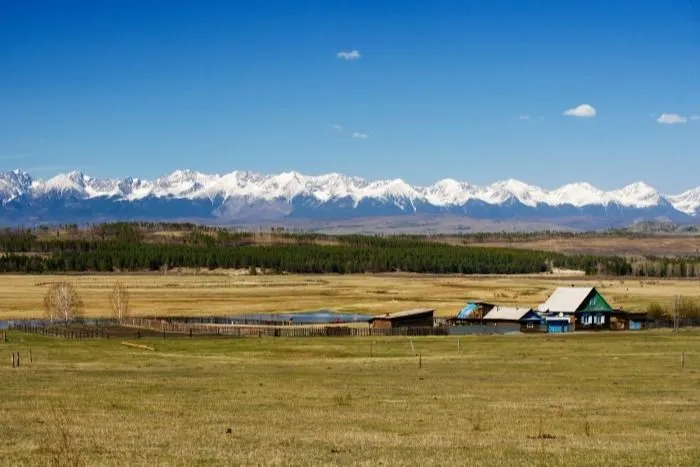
[7,318,449,339]
[10,325,110,340]
[6,316,698,340]
[120,317,449,337]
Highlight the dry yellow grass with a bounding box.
[1,331,700,465]
[465,235,700,256]
[0,273,698,319]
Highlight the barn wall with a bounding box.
[392,315,434,328]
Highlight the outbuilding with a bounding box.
[369,308,435,329]
[482,306,540,332]
[445,302,496,325]
[609,311,649,330]
[541,315,571,333]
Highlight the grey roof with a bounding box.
[372,308,435,320]
[538,287,594,313]
[482,306,533,321]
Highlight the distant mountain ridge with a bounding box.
[0,169,699,228]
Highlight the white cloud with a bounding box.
[332,124,343,132]
[563,104,597,118]
[690,115,700,121]
[517,115,531,120]
[657,113,688,124]
[337,50,361,60]
[351,132,368,139]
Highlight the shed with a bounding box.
[446,302,496,325]
[456,302,495,320]
[609,311,649,331]
[369,308,435,329]
[483,306,537,322]
[542,315,571,333]
[482,306,541,332]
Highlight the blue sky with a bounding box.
[1,0,699,191]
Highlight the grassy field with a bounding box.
[0,273,698,320]
[460,235,700,256]
[1,330,699,466]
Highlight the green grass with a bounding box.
[1,331,700,466]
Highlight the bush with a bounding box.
[678,297,700,318]
[646,302,667,320]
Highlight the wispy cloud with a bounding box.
[690,115,700,121]
[563,104,597,118]
[657,113,688,124]
[517,115,531,121]
[351,132,368,139]
[337,50,361,61]
[332,124,344,132]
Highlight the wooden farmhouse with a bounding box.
[537,286,647,331]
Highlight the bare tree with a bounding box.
[110,282,130,321]
[44,282,84,324]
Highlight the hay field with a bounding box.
[1,331,699,465]
[0,273,698,319]
[464,235,700,256]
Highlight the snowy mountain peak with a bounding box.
[610,181,663,208]
[1,168,699,219]
[0,170,33,203]
[668,187,700,215]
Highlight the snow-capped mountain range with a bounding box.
[0,169,699,228]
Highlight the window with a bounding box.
[527,322,534,329]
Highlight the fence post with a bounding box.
[29,349,32,365]
[419,353,422,369]
[11,352,15,368]
[681,352,685,369]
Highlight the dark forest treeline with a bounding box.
[0,223,697,277]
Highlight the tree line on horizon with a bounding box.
[0,223,697,277]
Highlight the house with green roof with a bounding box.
[537,286,615,330]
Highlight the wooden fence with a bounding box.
[8,318,450,340]
[10,325,110,340]
[121,317,449,337]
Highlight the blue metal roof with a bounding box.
[456,303,478,319]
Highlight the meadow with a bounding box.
[0,273,698,320]
[1,330,699,466]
